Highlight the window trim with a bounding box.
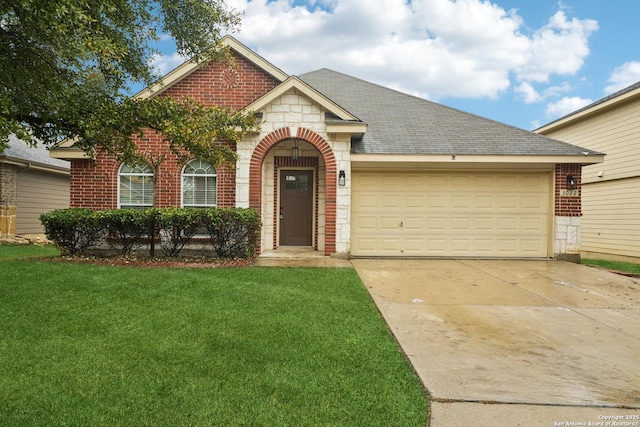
[181,159,218,208]
[117,162,155,209]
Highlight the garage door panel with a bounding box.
[381,217,401,230]
[522,217,546,232]
[355,216,378,230]
[474,217,494,230]
[381,195,402,208]
[427,217,448,230]
[404,195,424,209]
[473,196,495,209]
[381,238,402,250]
[351,171,550,257]
[354,194,378,209]
[522,196,545,210]
[522,239,545,254]
[498,196,518,209]
[450,217,470,230]
[474,239,495,254]
[404,217,425,231]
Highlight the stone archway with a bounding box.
[249,127,337,255]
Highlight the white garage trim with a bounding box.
[351,170,552,258]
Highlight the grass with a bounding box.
[0,243,59,260]
[582,258,640,275]
[0,245,427,426]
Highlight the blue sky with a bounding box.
[152,0,640,131]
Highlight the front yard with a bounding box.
[0,245,427,426]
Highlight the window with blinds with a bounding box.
[118,163,154,209]
[182,159,217,207]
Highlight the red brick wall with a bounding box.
[69,51,280,209]
[70,147,236,209]
[555,163,582,217]
[160,52,281,109]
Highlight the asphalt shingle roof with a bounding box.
[299,69,599,157]
[2,135,70,170]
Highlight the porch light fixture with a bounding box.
[291,139,299,161]
[338,170,346,187]
[566,174,576,190]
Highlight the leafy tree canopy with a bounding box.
[0,0,256,165]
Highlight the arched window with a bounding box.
[118,163,154,209]
[182,159,217,207]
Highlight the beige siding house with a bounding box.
[0,136,70,240]
[536,82,640,261]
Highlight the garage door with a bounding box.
[351,171,551,257]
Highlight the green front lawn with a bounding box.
[0,245,427,426]
[582,258,640,275]
[0,243,59,260]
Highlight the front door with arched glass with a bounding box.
[279,170,313,246]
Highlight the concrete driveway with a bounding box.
[352,259,640,426]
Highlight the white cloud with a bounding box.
[225,0,598,100]
[604,61,640,94]
[149,52,189,75]
[516,11,598,82]
[545,96,593,119]
[516,81,572,104]
[515,82,542,104]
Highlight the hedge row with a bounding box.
[40,207,261,258]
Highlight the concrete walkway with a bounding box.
[255,247,353,268]
[352,259,640,426]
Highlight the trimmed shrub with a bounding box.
[40,207,261,259]
[201,208,260,258]
[97,209,157,256]
[40,208,105,255]
[157,208,204,257]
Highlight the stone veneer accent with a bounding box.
[237,89,350,256]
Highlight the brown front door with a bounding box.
[280,170,313,246]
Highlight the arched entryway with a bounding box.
[249,127,337,256]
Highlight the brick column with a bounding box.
[554,164,582,263]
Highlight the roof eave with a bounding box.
[351,153,605,166]
[245,76,361,121]
[536,85,640,133]
[0,155,70,174]
[49,147,90,160]
[135,35,289,100]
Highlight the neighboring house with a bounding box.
[0,135,70,240]
[50,36,603,260]
[536,82,640,262]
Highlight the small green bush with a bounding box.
[202,208,260,258]
[157,208,204,257]
[97,209,157,256]
[40,208,105,255]
[40,207,261,259]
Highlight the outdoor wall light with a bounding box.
[291,139,299,161]
[566,174,576,190]
[338,170,346,187]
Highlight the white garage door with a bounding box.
[351,171,551,257]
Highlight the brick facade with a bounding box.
[555,163,582,216]
[69,52,280,210]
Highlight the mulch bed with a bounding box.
[46,255,255,268]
